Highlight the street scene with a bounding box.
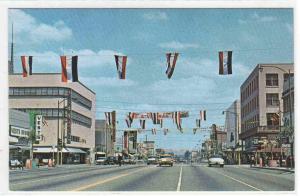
[7,8,294,192]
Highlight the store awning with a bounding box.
[9,136,18,144]
[66,148,86,154]
[33,147,68,153]
[9,145,31,150]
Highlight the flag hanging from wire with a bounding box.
[104,112,112,126]
[159,118,163,128]
[152,128,156,135]
[151,113,159,124]
[196,119,201,128]
[193,128,197,135]
[61,56,79,83]
[114,55,127,79]
[219,51,232,75]
[200,110,206,121]
[21,56,33,77]
[173,111,183,132]
[163,128,168,135]
[140,119,146,129]
[165,52,179,79]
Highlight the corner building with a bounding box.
[239,63,293,160]
[9,73,96,164]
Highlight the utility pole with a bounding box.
[57,100,60,165]
[10,23,14,74]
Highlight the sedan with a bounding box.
[208,155,224,167]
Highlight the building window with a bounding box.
[284,73,294,83]
[266,74,278,86]
[267,113,279,127]
[266,93,279,107]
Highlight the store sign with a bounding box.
[35,115,43,141]
[10,126,30,138]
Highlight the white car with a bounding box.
[208,155,224,167]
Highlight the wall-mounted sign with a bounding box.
[10,126,30,138]
[35,115,42,141]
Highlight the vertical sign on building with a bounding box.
[66,90,72,144]
[124,131,128,149]
[128,131,137,154]
[112,111,116,142]
[35,115,42,141]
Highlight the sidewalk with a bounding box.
[251,165,294,173]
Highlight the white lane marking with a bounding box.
[213,169,263,191]
[176,165,183,191]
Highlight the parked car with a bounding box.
[147,156,158,165]
[96,157,107,165]
[208,155,224,167]
[105,156,116,165]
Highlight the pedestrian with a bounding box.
[250,155,255,167]
[118,154,122,166]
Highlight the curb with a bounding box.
[252,166,294,173]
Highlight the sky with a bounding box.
[8,8,293,152]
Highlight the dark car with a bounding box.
[106,156,117,165]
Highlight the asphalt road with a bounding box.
[9,163,294,191]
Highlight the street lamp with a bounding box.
[259,65,293,167]
[222,110,241,165]
[57,97,68,165]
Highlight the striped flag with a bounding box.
[61,56,79,83]
[219,51,232,75]
[174,111,183,132]
[196,119,201,128]
[151,113,159,124]
[21,56,33,77]
[165,52,179,79]
[152,128,156,135]
[104,112,112,126]
[140,119,146,129]
[193,128,197,135]
[200,110,206,121]
[114,55,127,79]
[163,128,168,135]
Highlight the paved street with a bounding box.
[9,163,294,191]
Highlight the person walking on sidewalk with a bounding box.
[250,155,255,167]
[118,154,122,166]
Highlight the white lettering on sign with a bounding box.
[36,115,43,141]
[10,126,30,138]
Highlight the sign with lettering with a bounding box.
[35,115,42,141]
[10,126,30,138]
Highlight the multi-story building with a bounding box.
[224,100,241,163]
[9,109,31,163]
[282,74,294,157]
[224,100,241,148]
[240,63,293,157]
[95,119,114,156]
[9,73,96,164]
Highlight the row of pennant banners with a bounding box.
[20,51,232,81]
[104,110,206,134]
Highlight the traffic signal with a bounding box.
[58,138,62,146]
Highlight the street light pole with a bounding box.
[57,100,60,165]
